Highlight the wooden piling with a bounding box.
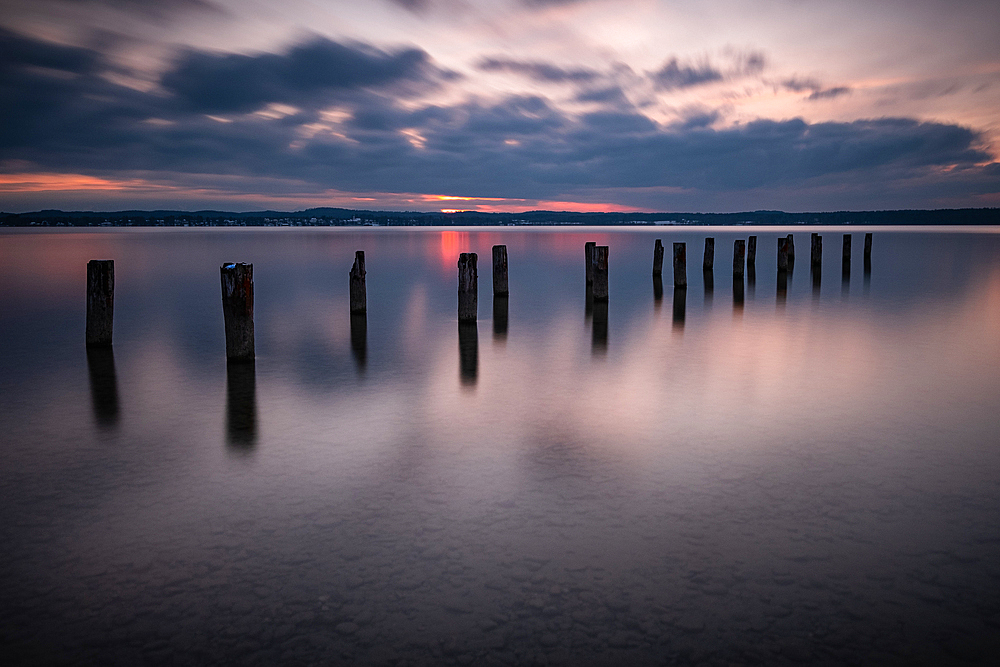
[673,242,687,287]
[733,239,746,278]
[492,245,508,296]
[652,239,664,276]
[843,234,852,269]
[220,262,254,361]
[86,259,114,348]
[786,234,795,265]
[703,237,715,271]
[349,250,366,314]
[811,233,822,267]
[592,245,609,300]
[747,236,757,267]
[585,242,596,284]
[458,253,478,322]
[777,237,789,272]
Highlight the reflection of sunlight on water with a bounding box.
[438,231,469,273]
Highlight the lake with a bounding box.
[1,226,999,666]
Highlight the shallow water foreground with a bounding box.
[1,226,1000,666]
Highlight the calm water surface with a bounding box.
[2,227,1000,666]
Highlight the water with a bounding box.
[1,227,999,666]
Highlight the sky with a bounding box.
[0,0,998,213]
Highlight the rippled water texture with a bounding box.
[2,227,1000,666]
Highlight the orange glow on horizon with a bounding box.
[0,172,657,214]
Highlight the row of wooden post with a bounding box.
[84,232,874,358]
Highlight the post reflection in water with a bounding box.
[591,299,608,354]
[732,276,744,313]
[350,312,367,372]
[812,264,822,298]
[703,268,714,308]
[746,263,756,299]
[225,361,257,449]
[843,259,851,297]
[777,269,788,306]
[458,321,478,386]
[653,274,663,309]
[584,282,594,322]
[493,295,508,340]
[86,347,120,429]
[672,286,686,330]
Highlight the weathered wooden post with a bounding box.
[653,274,663,303]
[592,245,609,300]
[458,322,478,385]
[864,232,872,273]
[86,259,114,348]
[349,251,366,314]
[492,245,508,296]
[843,234,852,271]
[458,252,478,322]
[811,233,822,267]
[777,237,789,272]
[786,234,795,266]
[747,235,757,267]
[673,242,687,287]
[733,239,746,278]
[220,262,254,361]
[703,237,715,271]
[733,275,745,309]
[777,268,788,304]
[652,239,664,276]
[585,242,596,284]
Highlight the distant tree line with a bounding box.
[2,207,998,227]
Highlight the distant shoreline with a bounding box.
[2,207,998,228]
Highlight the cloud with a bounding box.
[385,0,432,12]
[1,0,223,25]
[1,29,996,210]
[650,57,723,90]
[476,57,599,83]
[781,77,852,101]
[808,86,851,100]
[161,36,447,114]
[0,27,102,75]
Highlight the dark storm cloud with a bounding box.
[1,29,995,205]
[477,57,599,83]
[0,27,102,74]
[651,57,723,90]
[161,37,444,114]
